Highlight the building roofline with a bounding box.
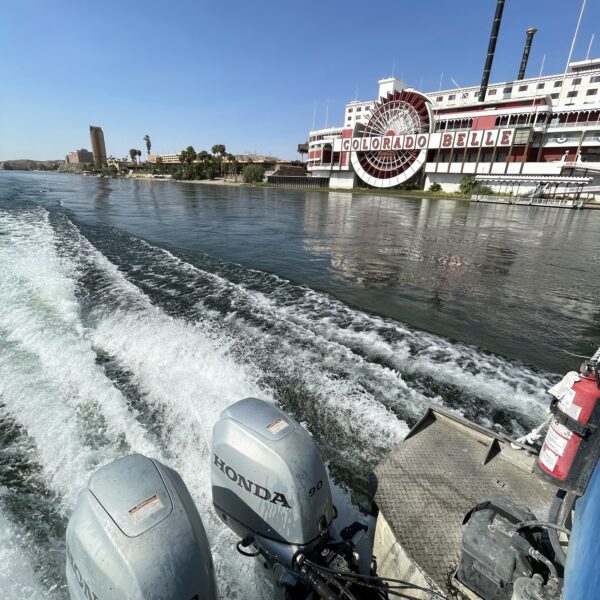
[429,62,600,96]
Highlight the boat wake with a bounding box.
[0,205,557,598]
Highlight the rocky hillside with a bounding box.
[0,159,65,171]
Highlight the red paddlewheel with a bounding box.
[351,89,433,188]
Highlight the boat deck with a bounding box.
[372,408,558,595]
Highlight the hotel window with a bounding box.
[436,96,443,102]
[518,85,528,92]
[356,107,361,112]
[503,86,513,94]
[448,94,455,100]
[550,93,559,99]
[591,76,600,83]
[488,89,497,96]
[537,83,545,89]
[554,80,562,87]
[572,78,582,85]
[587,89,598,96]
[567,91,578,98]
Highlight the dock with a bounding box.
[470,174,593,209]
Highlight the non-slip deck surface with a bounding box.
[373,409,557,591]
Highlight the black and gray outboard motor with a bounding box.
[211,397,374,599]
[66,454,219,600]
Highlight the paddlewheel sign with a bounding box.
[348,89,433,188]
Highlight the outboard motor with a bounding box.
[66,454,219,600]
[211,398,372,598]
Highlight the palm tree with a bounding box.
[179,146,196,166]
[225,153,237,179]
[136,149,142,165]
[143,135,151,157]
[211,144,226,176]
[129,148,138,166]
[179,146,197,179]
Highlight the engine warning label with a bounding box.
[266,418,289,435]
[129,494,164,522]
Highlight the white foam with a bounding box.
[0,502,51,600]
[0,208,158,506]
[52,219,271,596]
[138,241,551,426]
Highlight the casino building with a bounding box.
[307,5,600,198]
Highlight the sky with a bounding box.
[0,0,599,161]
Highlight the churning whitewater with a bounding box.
[0,199,555,598]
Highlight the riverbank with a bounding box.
[255,183,471,200]
[255,182,600,206]
[74,172,600,207]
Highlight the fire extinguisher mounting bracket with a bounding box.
[549,399,598,439]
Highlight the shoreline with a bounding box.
[7,171,600,207]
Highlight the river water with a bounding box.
[0,171,598,598]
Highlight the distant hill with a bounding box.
[0,159,65,171]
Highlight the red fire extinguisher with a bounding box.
[536,348,600,495]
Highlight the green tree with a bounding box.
[155,155,164,174]
[129,148,138,165]
[197,150,210,168]
[143,134,152,157]
[429,182,442,192]
[211,144,226,176]
[178,146,198,179]
[225,153,237,179]
[179,146,196,166]
[242,164,265,184]
[459,175,477,195]
[136,149,142,165]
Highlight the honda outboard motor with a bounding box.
[212,398,335,563]
[212,398,375,598]
[66,454,219,600]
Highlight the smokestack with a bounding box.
[517,28,538,80]
[478,0,506,102]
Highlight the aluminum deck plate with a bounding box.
[373,408,558,592]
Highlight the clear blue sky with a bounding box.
[0,0,598,161]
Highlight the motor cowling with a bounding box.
[536,353,600,495]
[211,398,335,562]
[66,454,219,600]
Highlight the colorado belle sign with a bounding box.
[337,128,515,153]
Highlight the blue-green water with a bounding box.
[0,171,598,598]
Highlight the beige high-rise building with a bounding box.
[65,148,94,164]
[89,126,107,164]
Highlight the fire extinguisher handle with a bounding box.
[549,400,597,438]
